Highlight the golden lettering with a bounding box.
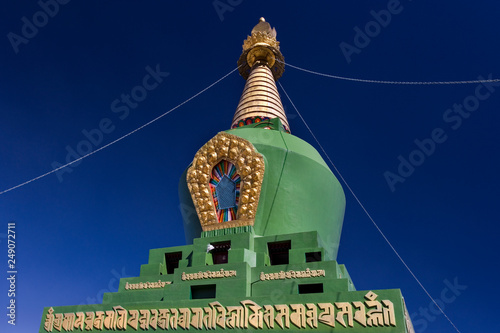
[170,308,179,330]
[42,297,399,331]
[274,304,290,329]
[241,300,262,329]
[114,306,127,330]
[93,311,105,330]
[318,303,335,327]
[178,308,191,329]
[138,309,150,330]
[127,310,139,330]
[62,313,75,331]
[44,308,55,332]
[53,313,63,332]
[202,306,214,329]
[259,269,326,281]
[158,309,170,330]
[353,301,367,327]
[263,305,274,329]
[211,302,227,329]
[305,303,318,329]
[366,301,384,327]
[149,309,159,330]
[365,292,384,327]
[226,306,244,329]
[382,300,396,326]
[181,269,236,281]
[84,312,94,331]
[74,312,84,331]
[103,310,115,330]
[190,308,203,329]
[290,303,306,329]
[335,302,353,328]
[124,280,171,290]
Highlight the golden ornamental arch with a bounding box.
[186,132,265,231]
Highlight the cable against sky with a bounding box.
[4,58,499,196]
[278,80,461,333]
[0,66,241,196]
[279,60,500,85]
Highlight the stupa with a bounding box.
[40,18,415,333]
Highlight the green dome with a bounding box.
[179,122,346,260]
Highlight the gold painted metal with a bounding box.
[43,294,398,331]
[247,46,276,68]
[242,30,280,52]
[232,64,288,130]
[238,17,284,80]
[186,132,265,231]
[232,18,290,132]
[181,269,237,281]
[124,281,171,290]
[259,268,326,281]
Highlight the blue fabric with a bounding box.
[216,175,236,209]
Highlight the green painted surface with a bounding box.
[179,120,346,260]
[40,229,411,332]
[227,123,346,260]
[40,122,412,332]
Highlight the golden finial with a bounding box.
[232,18,290,132]
[238,18,284,80]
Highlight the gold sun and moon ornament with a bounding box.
[186,132,265,231]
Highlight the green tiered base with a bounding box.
[40,228,413,332]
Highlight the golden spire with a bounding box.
[231,18,290,133]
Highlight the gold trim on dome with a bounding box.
[186,132,265,231]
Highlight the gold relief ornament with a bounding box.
[181,269,237,281]
[242,31,280,52]
[187,132,265,231]
[259,268,326,281]
[43,296,397,332]
[238,17,285,81]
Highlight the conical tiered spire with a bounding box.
[231,18,290,133]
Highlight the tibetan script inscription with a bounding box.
[181,269,237,281]
[124,280,172,290]
[43,292,396,331]
[260,268,326,281]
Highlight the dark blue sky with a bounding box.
[1,1,499,332]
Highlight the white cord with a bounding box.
[0,66,240,196]
[278,81,461,333]
[278,59,499,85]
